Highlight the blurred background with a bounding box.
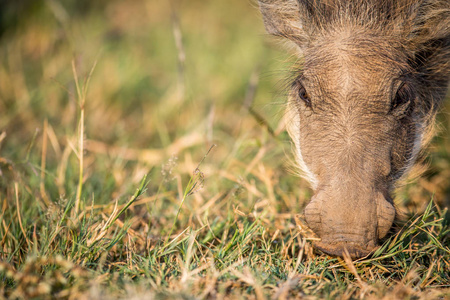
[0,0,449,220]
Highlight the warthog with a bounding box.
[258,0,450,258]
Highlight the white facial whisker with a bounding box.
[285,103,319,189]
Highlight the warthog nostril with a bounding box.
[376,193,396,239]
[304,196,322,236]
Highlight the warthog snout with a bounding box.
[258,0,450,258]
[305,189,396,258]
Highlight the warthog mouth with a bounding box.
[314,241,378,259]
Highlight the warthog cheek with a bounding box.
[376,193,396,239]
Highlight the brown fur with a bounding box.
[258,0,450,258]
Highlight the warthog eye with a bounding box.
[391,82,412,113]
[298,85,311,107]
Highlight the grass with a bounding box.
[0,0,449,299]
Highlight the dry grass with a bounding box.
[0,0,449,299]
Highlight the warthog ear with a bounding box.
[413,0,450,44]
[258,0,305,43]
[409,0,450,108]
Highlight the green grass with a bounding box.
[0,0,449,299]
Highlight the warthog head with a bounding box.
[258,0,450,258]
